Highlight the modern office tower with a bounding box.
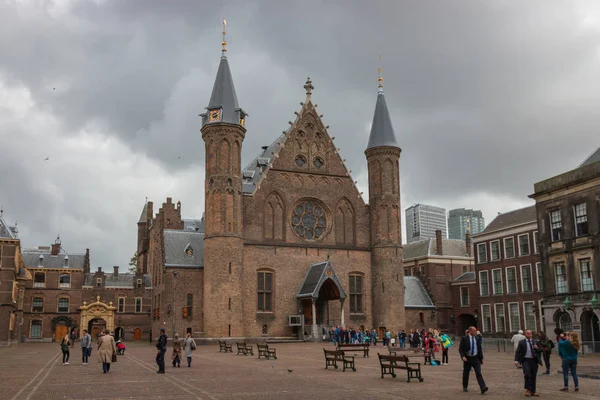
[448,208,485,239]
[405,204,447,243]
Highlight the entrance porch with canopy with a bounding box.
[297,258,347,340]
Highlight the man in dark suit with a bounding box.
[459,326,489,394]
[514,329,543,397]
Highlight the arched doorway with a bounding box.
[581,310,600,352]
[88,318,107,339]
[52,316,73,343]
[456,314,477,335]
[114,327,124,341]
[556,312,573,332]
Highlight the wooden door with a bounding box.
[378,327,386,339]
[134,328,142,341]
[55,325,68,342]
[92,325,103,339]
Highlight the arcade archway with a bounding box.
[79,296,116,339]
[456,314,477,335]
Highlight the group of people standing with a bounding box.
[155,328,197,373]
[59,328,117,373]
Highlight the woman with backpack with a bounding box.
[183,332,197,368]
[60,333,70,365]
[558,332,580,392]
[538,331,554,375]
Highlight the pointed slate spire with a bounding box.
[138,200,148,224]
[366,59,399,150]
[201,18,247,128]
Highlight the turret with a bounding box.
[365,60,405,332]
[200,19,246,337]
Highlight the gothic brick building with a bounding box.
[147,36,405,340]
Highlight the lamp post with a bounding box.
[172,271,178,340]
[563,297,572,311]
[590,294,599,310]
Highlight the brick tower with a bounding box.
[200,21,247,337]
[365,67,405,333]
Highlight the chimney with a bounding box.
[465,232,472,257]
[113,266,119,277]
[51,236,61,256]
[98,267,102,273]
[435,230,443,255]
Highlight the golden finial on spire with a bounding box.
[221,17,227,56]
[377,54,384,93]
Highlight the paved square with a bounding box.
[2,342,599,399]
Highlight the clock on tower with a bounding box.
[209,109,221,122]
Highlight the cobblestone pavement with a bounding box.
[2,342,600,400]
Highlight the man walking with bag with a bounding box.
[459,326,489,394]
[514,329,543,397]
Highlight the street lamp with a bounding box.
[172,271,178,340]
[590,294,599,310]
[563,297,572,311]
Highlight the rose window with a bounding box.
[291,200,327,240]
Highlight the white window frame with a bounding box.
[494,303,506,332]
[492,268,503,295]
[481,304,492,333]
[550,210,562,241]
[523,301,537,331]
[533,231,539,254]
[506,266,518,294]
[520,264,533,293]
[30,320,42,338]
[579,258,594,292]
[135,297,142,313]
[57,297,69,313]
[460,286,470,306]
[508,302,521,332]
[477,243,487,264]
[535,262,543,292]
[136,279,142,288]
[503,237,515,259]
[555,263,568,294]
[479,270,490,297]
[117,297,125,313]
[489,240,501,261]
[518,234,530,256]
[31,297,44,313]
[573,203,588,237]
[96,278,102,287]
[33,272,46,288]
[59,273,71,288]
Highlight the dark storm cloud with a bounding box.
[1,0,599,266]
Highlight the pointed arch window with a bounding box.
[265,193,284,240]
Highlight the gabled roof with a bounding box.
[579,146,600,168]
[404,276,434,308]
[183,216,204,233]
[163,230,204,268]
[478,205,536,235]
[297,259,347,299]
[402,238,470,260]
[22,249,86,270]
[0,212,18,239]
[366,92,399,150]
[454,271,476,282]
[84,273,152,288]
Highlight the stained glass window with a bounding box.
[291,201,327,240]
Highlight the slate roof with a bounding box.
[404,276,435,308]
[366,92,399,150]
[0,213,18,239]
[201,56,246,126]
[297,259,347,299]
[241,133,286,194]
[138,202,149,223]
[84,273,152,288]
[579,146,600,168]
[402,238,470,260]
[183,217,204,233]
[454,271,476,282]
[163,230,204,268]
[22,249,87,270]
[479,205,537,235]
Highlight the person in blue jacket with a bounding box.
[558,332,580,392]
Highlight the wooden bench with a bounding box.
[218,340,232,353]
[337,343,369,358]
[324,349,356,372]
[377,353,423,383]
[257,343,277,359]
[236,341,254,356]
[388,346,422,356]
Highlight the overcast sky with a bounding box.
[1,0,599,270]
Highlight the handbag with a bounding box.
[112,353,117,362]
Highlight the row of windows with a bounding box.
[256,271,364,313]
[554,258,595,294]
[31,297,144,313]
[478,263,543,296]
[476,232,538,264]
[33,272,72,288]
[479,302,538,333]
[549,203,589,241]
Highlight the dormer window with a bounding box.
[96,278,102,288]
[63,255,69,268]
[136,279,143,288]
[185,244,193,257]
[38,254,44,267]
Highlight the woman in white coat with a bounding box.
[183,332,197,367]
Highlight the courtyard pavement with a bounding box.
[2,341,600,400]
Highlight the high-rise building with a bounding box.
[448,208,485,239]
[405,204,447,243]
